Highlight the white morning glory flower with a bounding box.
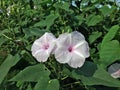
[108,63,120,78]
[54,31,90,68]
[31,32,56,62]
[111,69,120,79]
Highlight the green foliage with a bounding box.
[100,40,120,67]
[23,28,48,38]
[100,5,116,16]
[0,54,20,84]
[89,31,102,44]
[0,0,120,90]
[86,15,103,26]
[101,25,119,47]
[10,64,50,82]
[34,79,59,90]
[72,67,120,87]
[100,25,120,67]
[83,68,120,87]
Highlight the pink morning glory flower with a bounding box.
[31,32,56,62]
[54,31,90,68]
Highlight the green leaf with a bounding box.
[75,15,85,25]
[46,13,59,30]
[34,13,58,30]
[94,67,120,83]
[0,37,7,46]
[91,0,97,3]
[100,25,120,67]
[80,61,97,76]
[100,40,120,67]
[0,29,10,36]
[34,20,46,27]
[30,28,47,36]
[60,2,70,11]
[81,68,120,87]
[81,0,89,4]
[86,15,103,26]
[100,5,111,16]
[23,28,48,38]
[10,64,50,82]
[72,61,97,79]
[62,66,71,76]
[34,77,50,90]
[46,79,59,90]
[53,2,70,11]
[0,54,20,84]
[89,31,102,44]
[34,79,59,90]
[26,84,33,90]
[101,25,119,47]
[100,5,116,16]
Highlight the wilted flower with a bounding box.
[54,31,90,68]
[31,32,56,62]
[108,63,120,78]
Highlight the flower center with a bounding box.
[68,46,73,52]
[43,44,49,50]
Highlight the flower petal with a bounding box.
[46,33,57,54]
[55,46,72,63]
[111,70,120,78]
[54,33,73,63]
[108,63,120,78]
[108,63,120,73]
[74,41,90,58]
[44,32,56,43]
[71,31,85,46]
[56,33,70,47]
[34,50,50,62]
[31,39,43,56]
[68,52,85,68]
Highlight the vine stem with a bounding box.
[2,34,13,40]
[62,81,80,87]
[61,76,68,80]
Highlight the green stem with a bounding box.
[2,34,13,40]
[61,76,68,80]
[62,81,80,87]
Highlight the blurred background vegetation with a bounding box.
[0,0,120,90]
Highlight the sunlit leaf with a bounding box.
[100,5,116,16]
[86,15,103,26]
[101,25,119,47]
[100,40,120,67]
[100,25,120,67]
[46,13,59,30]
